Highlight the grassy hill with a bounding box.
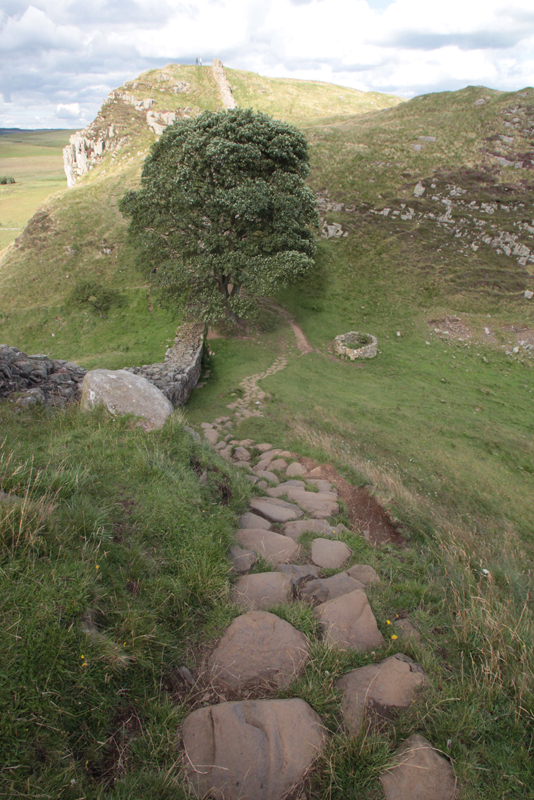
[1,67,534,799]
[0,129,74,252]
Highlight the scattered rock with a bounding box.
[81,369,173,430]
[234,446,251,461]
[300,572,364,605]
[236,529,299,566]
[393,618,422,642]
[182,698,327,800]
[231,572,293,609]
[229,544,257,574]
[208,610,309,691]
[380,734,456,800]
[311,538,351,569]
[337,654,425,735]
[184,426,201,443]
[203,428,219,445]
[238,512,272,531]
[525,289,533,299]
[249,497,304,524]
[316,589,384,651]
[346,564,380,586]
[255,443,273,453]
[286,462,308,478]
[414,182,425,198]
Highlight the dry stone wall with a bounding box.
[212,59,237,109]
[0,345,86,407]
[125,322,204,407]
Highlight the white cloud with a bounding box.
[55,101,80,118]
[2,0,534,128]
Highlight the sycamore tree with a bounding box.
[119,108,318,324]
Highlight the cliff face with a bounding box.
[62,67,203,186]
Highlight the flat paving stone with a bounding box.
[236,529,299,566]
[229,544,257,574]
[269,458,288,471]
[306,479,334,492]
[311,538,352,569]
[380,734,456,800]
[255,443,273,452]
[208,610,309,691]
[285,488,339,519]
[238,512,272,531]
[249,497,304,524]
[286,462,307,477]
[316,589,385,652]
[346,564,380,585]
[300,572,364,605]
[266,480,306,498]
[283,519,348,541]
[276,563,321,586]
[182,698,327,800]
[231,572,293,610]
[254,470,279,484]
[234,446,251,461]
[203,428,219,445]
[337,653,425,735]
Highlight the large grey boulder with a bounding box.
[208,610,309,691]
[337,653,425,734]
[81,369,173,430]
[380,734,456,800]
[316,589,384,651]
[182,698,327,800]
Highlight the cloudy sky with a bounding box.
[1,0,534,129]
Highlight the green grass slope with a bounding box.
[0,129,74,251]
[0,63,401,368]
[1,73,534,799]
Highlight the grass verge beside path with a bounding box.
[0,403,251,798]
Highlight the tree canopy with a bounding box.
[119,108,318,323]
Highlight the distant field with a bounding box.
[0,129,74,251]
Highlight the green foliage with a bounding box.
[120,108,319,324]
[69,280,117,318]
[0,175,15,184]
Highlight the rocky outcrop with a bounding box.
[63,118,125,187]
[0,345,86,407]
[125,322,204,407]
[63,90,189,185]
[212,58,237,109]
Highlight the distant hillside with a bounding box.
[0,62,402,367]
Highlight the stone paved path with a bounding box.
[180,423,457,800]
[225,355,287,422]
